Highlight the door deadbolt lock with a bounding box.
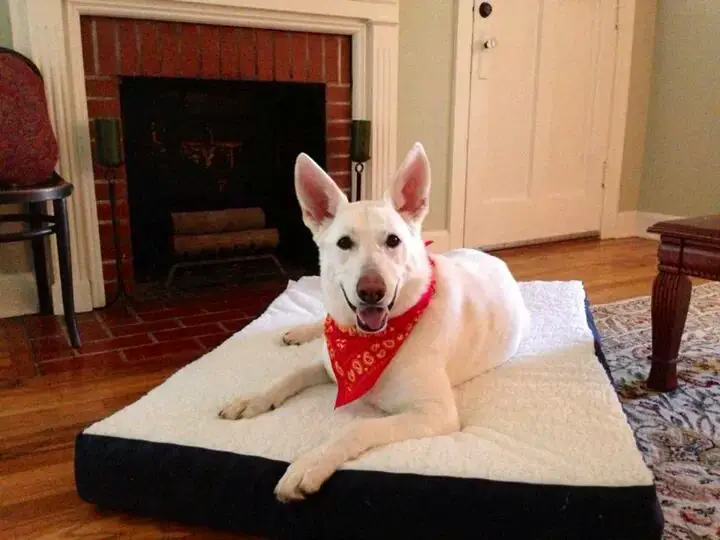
[479,2,493,18]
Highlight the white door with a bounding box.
[463,0,617,248]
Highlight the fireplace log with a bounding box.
[171,208,266,235]
[172,228,280,255]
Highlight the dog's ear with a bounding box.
[295,153,348,236]
[386,142,431,225]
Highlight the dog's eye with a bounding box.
[385,234,401,248]
[336,236,354,250]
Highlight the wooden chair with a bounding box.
[0,47,81,347]
[0,176,81,347]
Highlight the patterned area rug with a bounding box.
[591,283,720,540]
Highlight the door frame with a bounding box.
[447,0,639,249]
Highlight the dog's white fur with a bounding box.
[220,143,530,502]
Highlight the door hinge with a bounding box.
[615,0,620,31]
[601,160,608,189]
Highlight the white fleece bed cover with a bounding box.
[83,276,653,489]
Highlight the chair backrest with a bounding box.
[0,47,59,188]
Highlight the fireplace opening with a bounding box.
[118,76,325,288]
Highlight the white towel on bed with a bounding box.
[85,274,654,488]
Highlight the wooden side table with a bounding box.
[646,215,720,392]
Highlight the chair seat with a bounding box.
[0,172,73,204]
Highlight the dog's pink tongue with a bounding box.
[357,307,388,332]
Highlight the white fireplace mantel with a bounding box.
[8,0,399,312]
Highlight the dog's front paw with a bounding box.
[218,395,275,420]
[282,325,318,346]
[281,331,302,346]
[274,448,338,503]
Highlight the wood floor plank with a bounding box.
[0,237,671,537]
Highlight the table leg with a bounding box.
[648,270,691,392]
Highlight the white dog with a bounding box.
[220,142,530,503]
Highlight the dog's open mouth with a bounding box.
[356,307,389,333]
[340,284,397,334]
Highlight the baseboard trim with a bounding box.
[422,230,450,253]
[0,272,39,319]
[635,212,685,239]
[612,211,639,238]
[0,272,95,319]
[612,211,685,240]
[52,277,94,315]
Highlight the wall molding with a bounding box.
[0,273,96,319]
[612,211,639,238]
[9,0,399,310]
[446,0,474,249]
[612,211,685,240]
[598,0,638,239]
[51,277,94,316]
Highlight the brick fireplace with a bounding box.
[79,16,352,298]
[11,0,399,313]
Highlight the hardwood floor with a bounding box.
[0,237,665,538]
[498,236,663,303]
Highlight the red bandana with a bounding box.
[324,257,437,408]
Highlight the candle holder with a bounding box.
[350,120,371,201]
[93,117,131,307]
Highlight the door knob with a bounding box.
[479,2,493,18]
[483,38,498,49]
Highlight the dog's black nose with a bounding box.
[356,272,386,305]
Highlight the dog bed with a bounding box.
[75,275,664,539]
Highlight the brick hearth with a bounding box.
[0,280,287,378]
[79,16,352,299]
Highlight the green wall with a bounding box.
[618,0,657,212]
[397,0,720,222]
[397,0,455,230]
[0,0,12,47]
[638,0,720,215]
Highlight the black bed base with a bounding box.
[74,300,663,539]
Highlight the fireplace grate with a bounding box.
[165,208,286,287]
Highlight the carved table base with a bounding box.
[647,215,720,392]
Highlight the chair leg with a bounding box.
[29,202,52,314]
[53,198,82,349]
